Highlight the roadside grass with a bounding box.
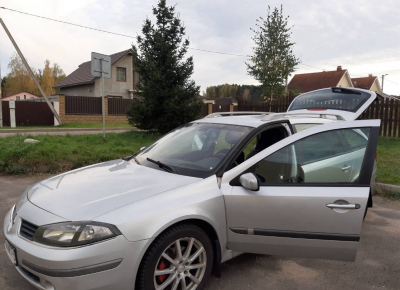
[376,187,400,201]
[0,131,399,189]
[0,131,160,174]
[0,122,132,130]
[376,137,400,187]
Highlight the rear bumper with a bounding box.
[3,208,149,290]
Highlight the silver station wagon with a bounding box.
[4,87,379,290]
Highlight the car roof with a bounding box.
[193,114,337,128]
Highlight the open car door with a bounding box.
[220,119,380,262]
[287,87,379,121]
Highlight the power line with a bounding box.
[0,6,339,62]
[0,6,350,69]
[187,48,247,57]
[0,6,248,57]
[0,6,137,39]
[1,5,399,87]
[385,78,399,85]
[299,63,326,71]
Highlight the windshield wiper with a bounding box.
[147,157,178,174]
[122,155,140,165]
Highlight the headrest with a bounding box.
[225,131,243,145]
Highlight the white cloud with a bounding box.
[1,0,399,95]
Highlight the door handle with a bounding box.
[326,203,361,210]
[341,165,352,171]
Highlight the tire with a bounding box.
[137,223,213,290]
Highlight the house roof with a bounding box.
[351,76,377,90]
[288,69,348,93]
[2,91,40,99]
[54,49,132,88]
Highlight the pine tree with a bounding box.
[127,0,202,134]
[246,5,300,98]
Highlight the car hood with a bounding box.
[27,159,200,221]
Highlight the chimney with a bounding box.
[368,74,373,77]
[337,66,342,71]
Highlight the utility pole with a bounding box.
[381,74,388,92]
[100,58,106,142]
[91,52,111,142]
[0,18,63,125]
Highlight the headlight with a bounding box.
[33,222,121,247]
[9,205,16,224]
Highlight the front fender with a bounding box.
[94,175,227,251]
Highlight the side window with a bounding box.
[251,128,370,185]
[340,129,368,151]
[242,136,257,159]
[295,131,344,164]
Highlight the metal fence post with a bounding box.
[9,100,16,127]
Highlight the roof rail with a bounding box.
[204,111,270,119]
[261,112,345,121]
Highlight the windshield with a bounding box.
[136,123,252,178]
[288,88,372,113]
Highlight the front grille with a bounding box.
[19,220,38,241]
[20,266,41,284]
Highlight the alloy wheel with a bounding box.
[153,237,207,290]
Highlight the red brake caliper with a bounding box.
[157,261,167,283]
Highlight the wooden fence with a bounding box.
[1,101,54,126]
[65,96,102,115]
[108,98,137,115]
[201,95,400,138]
[358,98,400,138]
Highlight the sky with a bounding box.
[1,0,399,95]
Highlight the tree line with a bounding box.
[1,53,66,98]
[203,84,264,103]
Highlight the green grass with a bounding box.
[0,131,399,188]
[0,131,160,174]
[376,188,400,201]
[376,137,400,186]
[0,123,132,130]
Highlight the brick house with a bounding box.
[54,49,139,99]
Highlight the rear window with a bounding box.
[288,88,372,113]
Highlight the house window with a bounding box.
[16,96,20,100]
[116,67,126,82]
[133,71,140,89]
[24,95,26,99]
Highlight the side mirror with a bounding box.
[239,173,260,191]
[140,146,146,151]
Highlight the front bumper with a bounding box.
[3,207,150,290]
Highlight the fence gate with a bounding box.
[1,101,54,126]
